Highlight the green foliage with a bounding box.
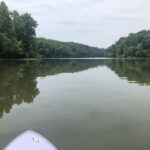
[37,38,105,58]
[0,1,13,36]
[12,12,38,57]
[0,32,24,58]
[107,30,150,58]
[0,1,38,58]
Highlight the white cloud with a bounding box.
[2,0,150,48]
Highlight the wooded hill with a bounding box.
[37,38,105,58]
[107,30,150,58]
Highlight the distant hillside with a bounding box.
[107,30,150,58]
[37,38,105,58]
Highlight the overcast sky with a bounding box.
[3,0,150,48]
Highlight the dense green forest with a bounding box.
[0,1,38,58]
[37,38,105,58]
[0,1,105,58]
[107,30,150,58]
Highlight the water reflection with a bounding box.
[106,59,150,85]
[0,59,104,118]
[0,59,150,119]
[38,59,105,77]
[0,59,150,150]
[0,61,39,118]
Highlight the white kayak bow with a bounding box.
[4,130,57,150]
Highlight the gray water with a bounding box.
[0,59,150,150]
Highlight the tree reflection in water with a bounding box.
[0,59,150,118]
[0,59,104,118]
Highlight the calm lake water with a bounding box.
[0,59,150,150]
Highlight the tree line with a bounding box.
[2,1,150,58]
[0,1,105,58]
[0,1,38,58]
[37,38,105,58]
[107,30,150,58]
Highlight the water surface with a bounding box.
[0,59,150,150]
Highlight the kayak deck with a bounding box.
[4,130,57,150]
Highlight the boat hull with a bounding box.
[4,130,57,150]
